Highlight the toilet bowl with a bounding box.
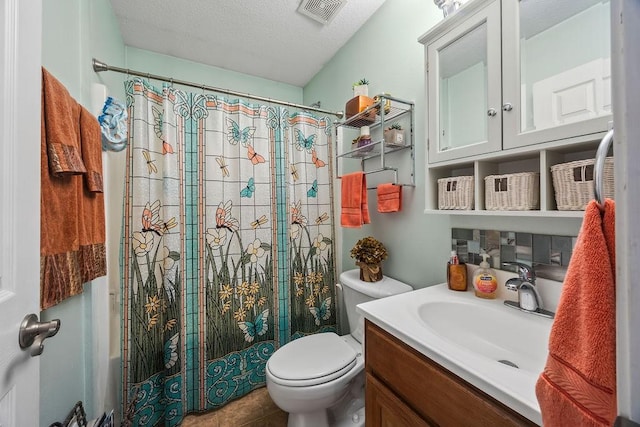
[266,269,412,427]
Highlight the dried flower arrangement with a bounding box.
[350,236,388,264]
[350,237,387,282]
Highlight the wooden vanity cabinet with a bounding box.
[364,320,537,427]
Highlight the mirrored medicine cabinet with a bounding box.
[423,0,611,164]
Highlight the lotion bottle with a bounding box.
[472,254,497,299]
[447,250,467,291]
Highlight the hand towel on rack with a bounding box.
[79,106,104,193]
[377,183,402,213]
[535,199,616,427]
[340,171,370,228]
[76,106,106,284]
[42,67,87,176]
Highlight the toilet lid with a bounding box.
[268,332,357,386]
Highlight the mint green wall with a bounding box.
[125,47,303,103]
[40,0,125,425]
[304,0,451,288]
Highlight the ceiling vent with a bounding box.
[298,0,347,25]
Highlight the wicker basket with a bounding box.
[550,157,614,210]
[438,176,474,210]
[484,172,540,210]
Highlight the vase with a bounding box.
[353,84,369,97]
[357,262,383,282]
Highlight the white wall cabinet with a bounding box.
[420,0,612,215]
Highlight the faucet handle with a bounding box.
[502,262,536,282]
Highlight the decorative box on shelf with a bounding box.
[550,157,614,210]
[484,172,539,210]
[438,176,474,210]
[345,96,375,120]
[383,128,405,147]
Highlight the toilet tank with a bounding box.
[339,269,413,343]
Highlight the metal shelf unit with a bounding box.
[335,94,415,188]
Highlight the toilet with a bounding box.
[266,269,413,427]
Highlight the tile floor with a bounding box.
[181,387,287,426]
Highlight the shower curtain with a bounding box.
[121,78,336,426]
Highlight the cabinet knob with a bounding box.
[503,103,513,112]
[487,108,497,117]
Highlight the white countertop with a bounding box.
[357,283,555,425]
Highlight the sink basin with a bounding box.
[357,283,556,425]
[418,300,550,374]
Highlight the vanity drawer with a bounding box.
[365,320,537,427]
[366,373,433,427]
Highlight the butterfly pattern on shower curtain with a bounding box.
[122,79,336,427]
[200,99,277,409]
[287,116,336,340]
[122,79,184,427]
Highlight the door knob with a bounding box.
[487,108,497,117]
[503,103,513,111]
[18,313,60,357]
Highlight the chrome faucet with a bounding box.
[502,262,554,319]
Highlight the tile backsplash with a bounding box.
[451,228,577,282]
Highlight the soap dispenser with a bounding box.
[447,250,467,291]
[472,254,498,299]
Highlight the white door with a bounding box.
[0,0,43,426]
[611,1,640,422]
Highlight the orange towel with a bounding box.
[377,183,402,213]
[340,172,370,228]
[535,199,616,426]
[79,106,104,193]
[41,68,87,176]
[40,68,106,310]
[76,105,106,283]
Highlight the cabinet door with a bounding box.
[427,0,502,163]
[365,374,433,427]
[502,0,612,149]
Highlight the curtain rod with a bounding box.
[92,58,344,119]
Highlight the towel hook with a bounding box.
[594,128,614,211]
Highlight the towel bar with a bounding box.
[336,166,396,180]
[337,167,416,189]
[366,184,415,190]
[594,128,614,210]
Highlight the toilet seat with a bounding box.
[267,332,357,387]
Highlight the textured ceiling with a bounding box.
[110,0,387,87]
